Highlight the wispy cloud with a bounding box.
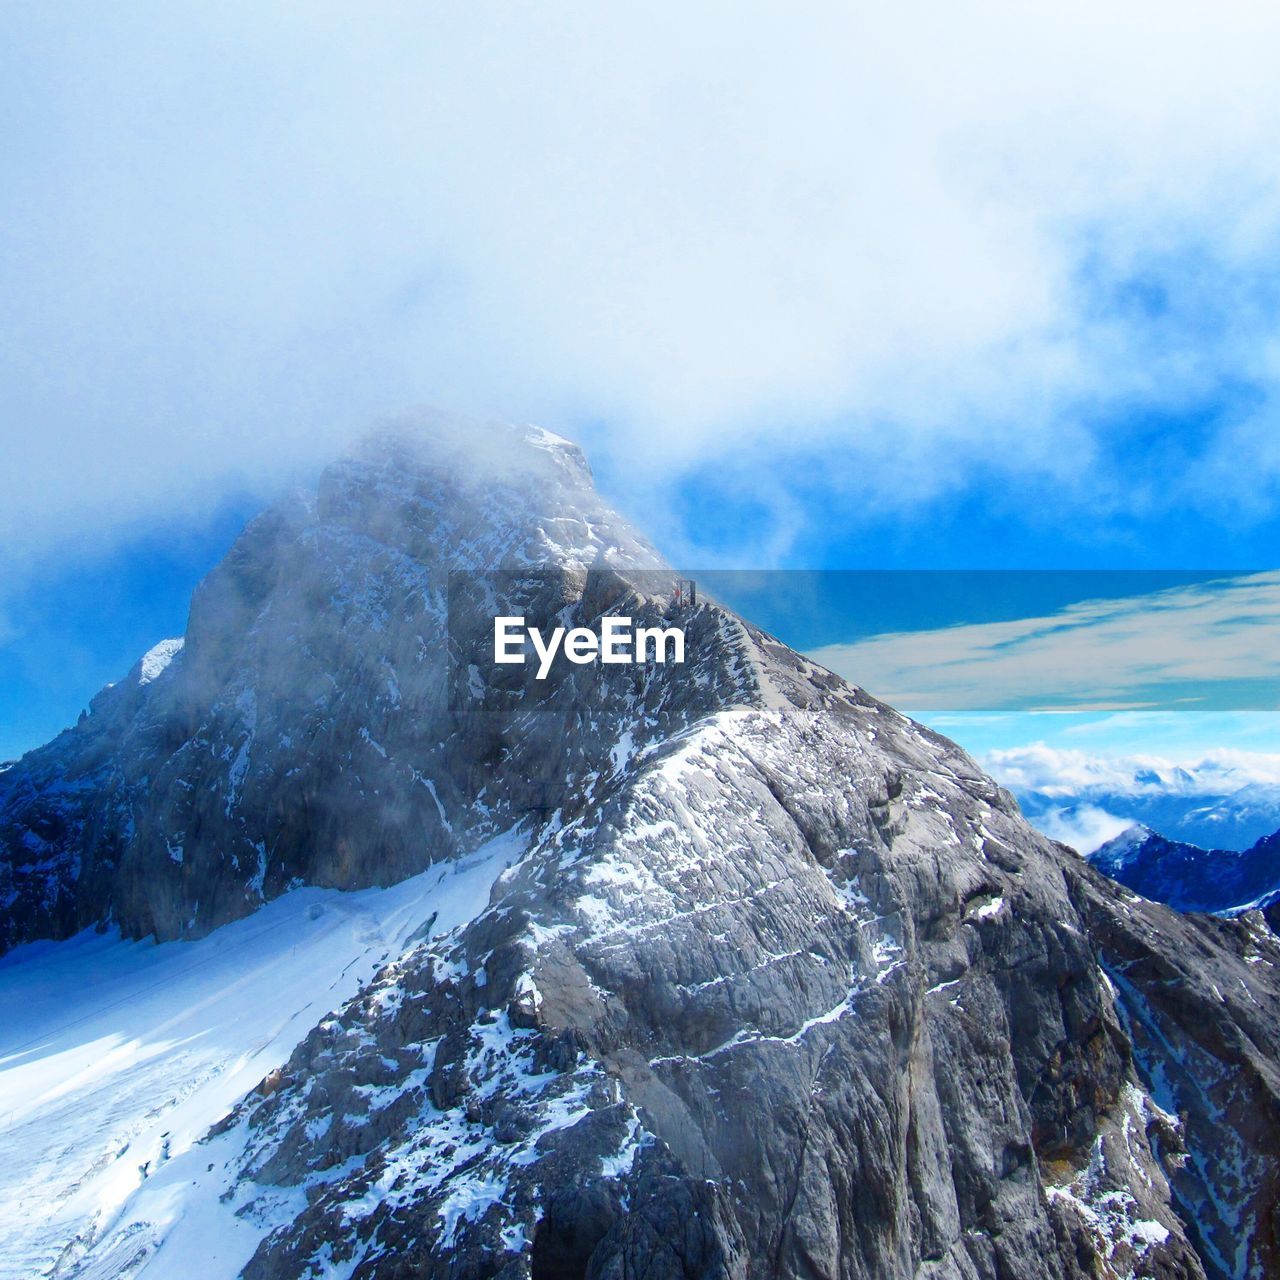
[983,743,1280,798]
[809,572,1280,713]
[1028,806,1135,855]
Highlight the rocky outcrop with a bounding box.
[1091,824,1280,917]
[0,417,668,951]
[8,416,1279,1279]
[211,658,1269,1279]
[1072,874,1280,1279]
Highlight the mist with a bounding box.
[5,1,1280,581]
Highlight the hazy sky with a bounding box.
[5,3,1280,755]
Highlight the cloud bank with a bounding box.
[5,2,1280,572]
[982,742,1280,852]
[809,572,1280,712]
[984,743,1280,800]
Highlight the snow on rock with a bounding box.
[1092,819,1280,921]
[1042,1082,1181,1280]
[0,829,525,1280]
[137,639,184,686]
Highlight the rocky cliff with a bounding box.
[1092,824,1280,917]
[5,417,1279,1280]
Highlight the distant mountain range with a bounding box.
[1012,779,1280,853]
[1091,822,1280,923]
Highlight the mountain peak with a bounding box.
[305,412,661,577]
[351,411,594,493]
[6,422,1280,1280]
[0,420,702,949]
[1092,816,1280,916]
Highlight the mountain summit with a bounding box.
[3,417,1279,1280]
[0,416,664,950]
[1092,822,1280,920]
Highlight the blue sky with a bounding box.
[4,4,1280,765]
[708,569,1280,756]
[0,498,263,758]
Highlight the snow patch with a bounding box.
[138,639,184,686]
[0,829,527,1280]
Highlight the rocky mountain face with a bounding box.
[1092,824,1280,917]
[0,418,672,952]
[5,417,1280,1280]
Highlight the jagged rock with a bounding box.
[0,416,666,949]
[1091,823,1280,916]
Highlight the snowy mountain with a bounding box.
[993,753,1280,854]
[0,417,666,952]
[3,415,1280,1280]
[1091,822,1280,918]
[1177,782,1280,850]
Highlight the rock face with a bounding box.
[0,417,664,951]
[1092,823,1280,916]
[5,416,1280,1280]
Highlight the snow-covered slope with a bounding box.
[0,829,524,1280]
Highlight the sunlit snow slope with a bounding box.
[0,830,524,1280]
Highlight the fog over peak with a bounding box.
[348,410,593,493]
[6,1,1280,583]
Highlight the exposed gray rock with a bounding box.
[218,666,1237,1280]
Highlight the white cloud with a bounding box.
[4,2,1280,571]
[983,743,1280,799]
[809,572,1280,712]
[979,741,1280,851]
[1027,805,1134,855]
